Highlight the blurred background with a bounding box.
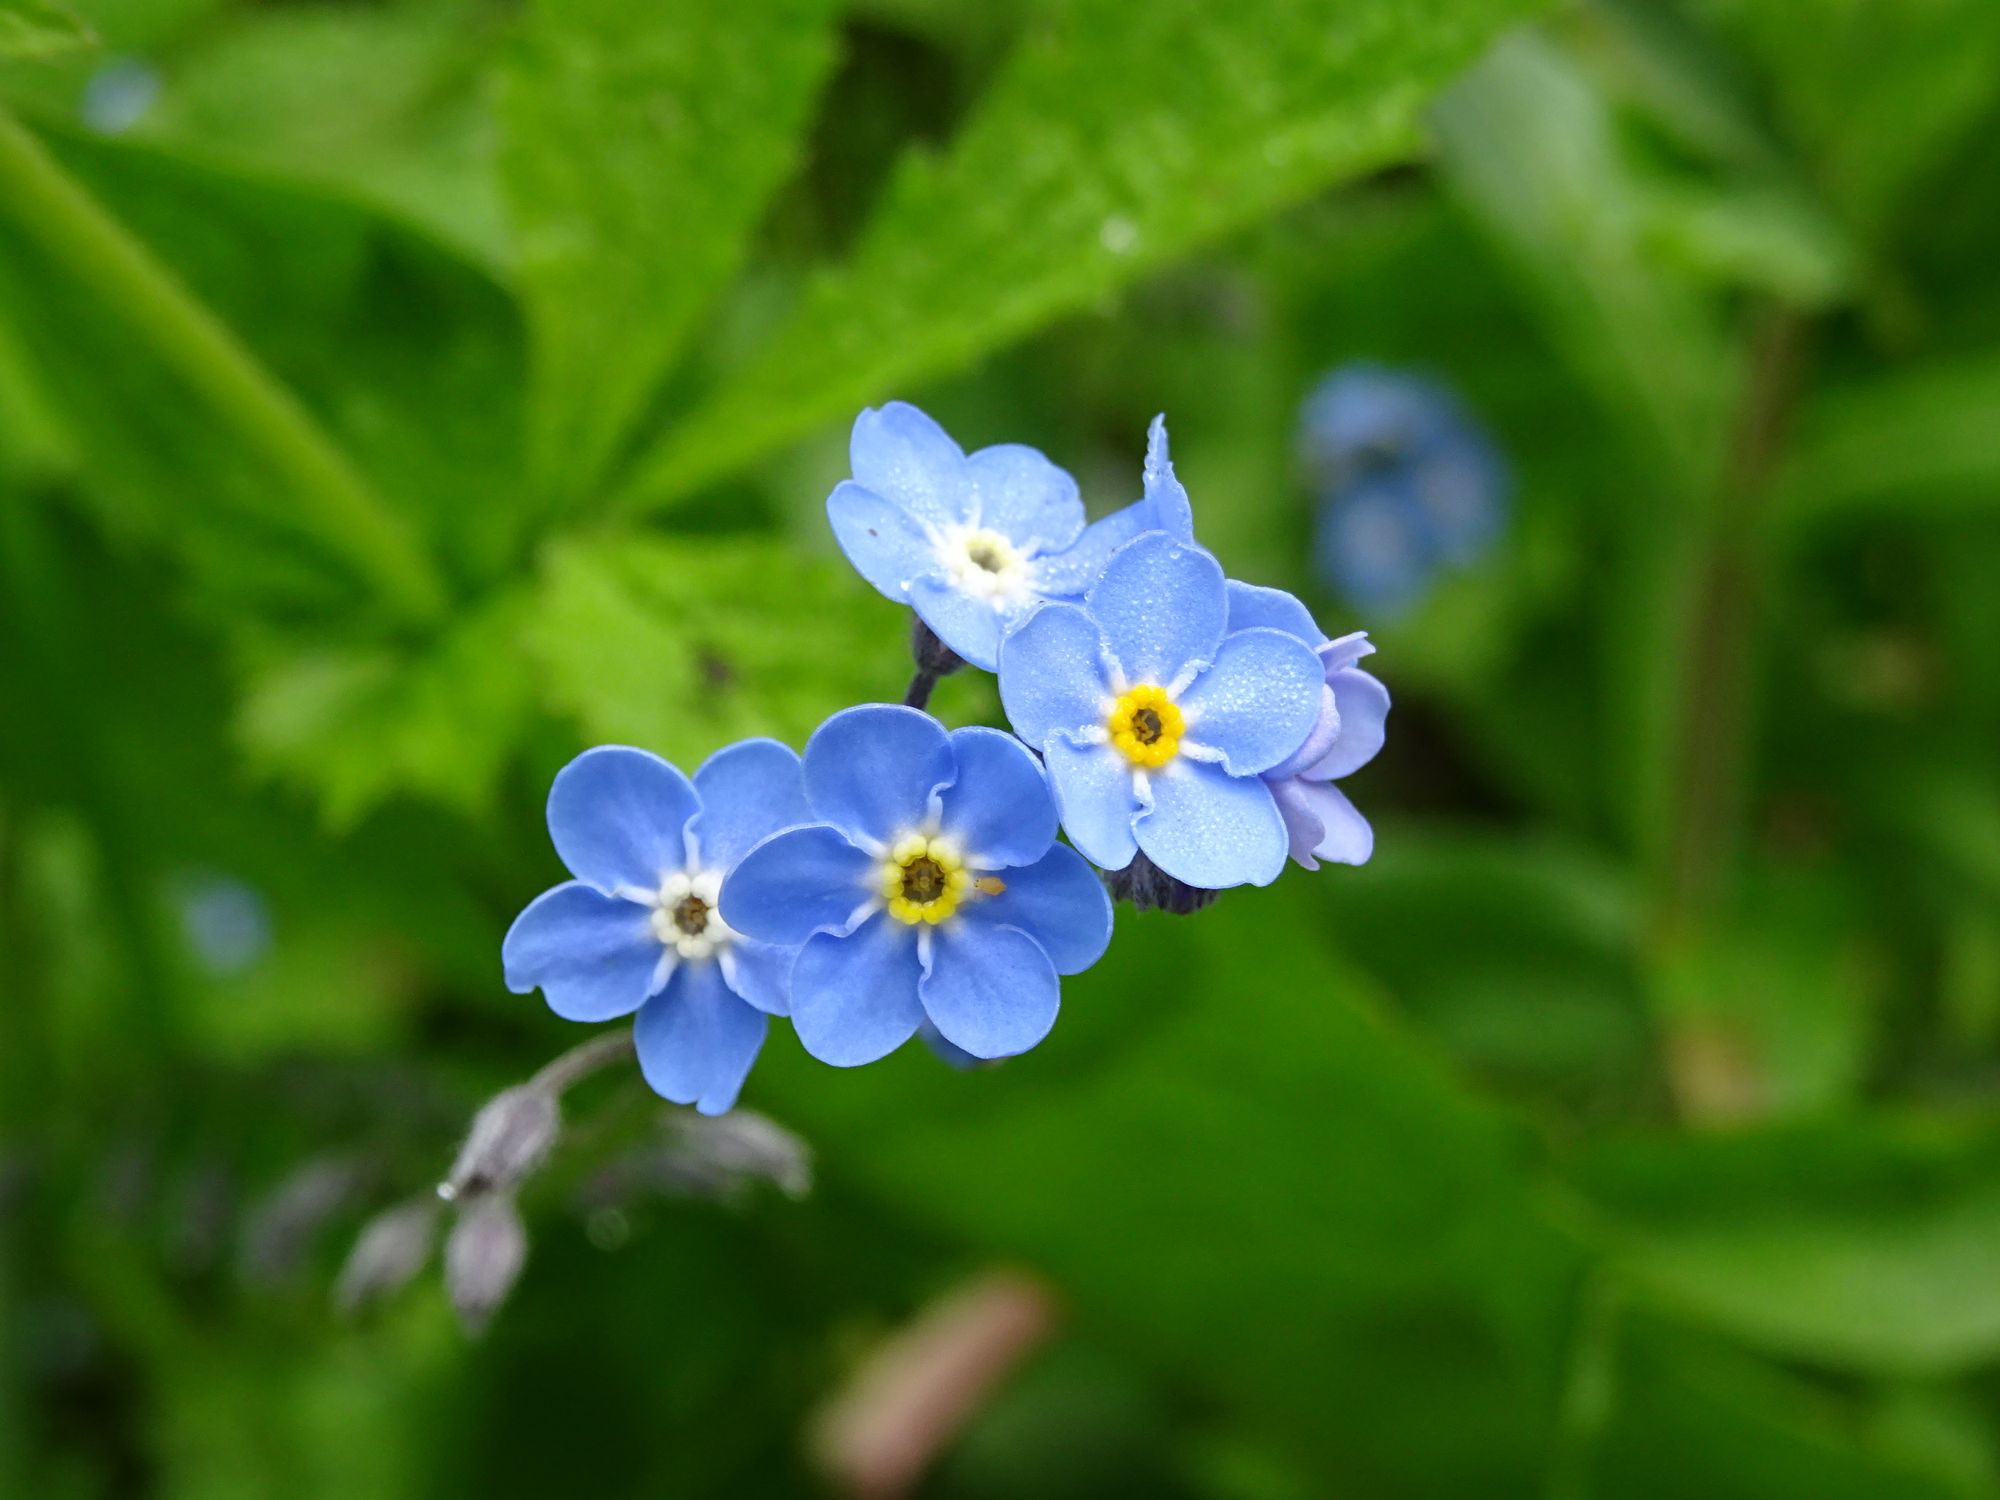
[3,0,1999,1495]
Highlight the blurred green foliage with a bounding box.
[3,0,2000,1496]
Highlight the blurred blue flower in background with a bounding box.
[828,403,1162,671]
[1300,363,1508,613]
[176,873,272,977]
[723,705,1110,1067]
[999,532,1323,889]
[80,59,161,137]
[502,741,812,1115]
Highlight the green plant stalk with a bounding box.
[0,109,447,624]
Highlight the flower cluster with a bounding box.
[1299,364,1508,614]
[504,402,1388,1113]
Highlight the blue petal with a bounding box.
[502,881,663,1021]
[920,920,1059,1059]
[633,961,768,1116]
[828,479,939,601]
[850,403,971,530]
[691,738,810,872]
[720,937,797,1016]
[803,704,955,847]
[789,914,926,1066]
[997,601,1112,749]
[720,824,875,946]
[1224,578,1324,645]
[1031,500,1150,598]
[1135,759,1288,888]
[1176,626,1324,776]
[936,726,1057,869]
[1140,415,1196,541]
[908,574,1011,672]
[1043,734,1139,871]
[547,746,698,893]
[962,843,1111,975]
[964,443,1084,553]
[1320,630,1376,675]
[1305,666,1390,780]
[1271,777,1373,869]
[1087,533,1226,687]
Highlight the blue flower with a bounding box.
[826,403,1176,671]
[1299,364,1507,613]
[1223,582,1389,869]
[997,531,1325,889]
[501,741,812,1115]
[720,705,1111,1067]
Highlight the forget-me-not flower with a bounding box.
[501,741,812,1115]
[720,705,1111,1066]
[998,532,1325,889]
[1223,582,1389,868]
[827,403,1175,672]
[1300,364,1507,613]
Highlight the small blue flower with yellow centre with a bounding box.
[1223,582,1390,868]
[720,705,1111,1066]
[997,531,1326,890]
[501,741,812,1115]
[826,403,1169,671]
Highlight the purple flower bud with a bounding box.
[439,1085,559,1202]
[335,1199,440,1314]
[444,1194,527,1334]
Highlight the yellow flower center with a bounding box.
[881,834,972,925]
[1106,684,1184,768]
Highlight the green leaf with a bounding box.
[499,0,841,502]
[1774,353,2000,529]
[128,0,509,269]
[235,596,534,831]
[1432,32,1737,482]
[0,0,93,60]
[612,0,1551,516]
[521,531,912,766]
[753,881,1583,1495]
[1591,1319,1975,1500]
[1574,1118,2000,1377]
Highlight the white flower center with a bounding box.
[648,869,737,960]
[936,525,1031,605]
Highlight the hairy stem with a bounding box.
[1655,310,1809,944]
[530,1030,638,1095]
[0,110,446,624]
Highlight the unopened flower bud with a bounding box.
[335,1199,440,1314]
[668,1109,814,1200]
[1102,852,1218,915]
[445,1194,527,1335]
[439,1085,559,1202]
[238,1157,362,1285]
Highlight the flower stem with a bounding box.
[529,1030,637,1094]
[0,110,447,625]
